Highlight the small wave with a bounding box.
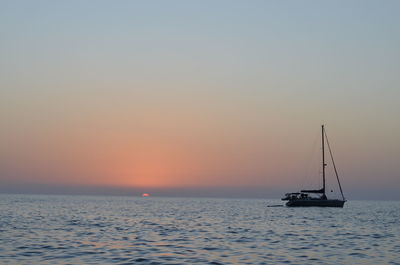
[133,257,149,262]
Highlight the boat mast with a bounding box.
[322,125,326,196]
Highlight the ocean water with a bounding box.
[0,194,399,265]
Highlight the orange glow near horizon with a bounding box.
[102,142,196,188]
[0,122,294,190]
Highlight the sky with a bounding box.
[1,0,399,199]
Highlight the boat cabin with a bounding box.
[282,192,326,201]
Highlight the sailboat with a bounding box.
[282,125,346,207]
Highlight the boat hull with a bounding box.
[286,199,345,207]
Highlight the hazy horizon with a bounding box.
[1,181,399,201]
[1,1,399,200]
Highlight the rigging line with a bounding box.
[324,129,346,201]
[300,129,320,190]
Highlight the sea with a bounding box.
[0,194,399,265]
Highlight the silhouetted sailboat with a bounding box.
[282,125,346,207]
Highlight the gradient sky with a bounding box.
[1,0,399,199]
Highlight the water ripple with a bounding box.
[0,194,400,264]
